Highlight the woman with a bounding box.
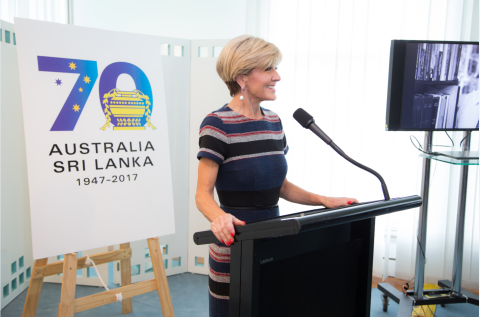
[195,35,358,317]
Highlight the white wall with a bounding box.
[72,0,247,40]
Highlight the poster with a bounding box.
[14,18,175,259]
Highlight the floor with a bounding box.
[2,273,478,317]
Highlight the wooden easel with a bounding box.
[22,238,174,317]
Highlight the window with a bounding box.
[19,273,25,285]
[5,30,10,44]
[3,285,9,298]
[19,256,24,269]
[161,44,170,56]
[11,261,17,274]
[145,247,151,258]
[164,259,168,269]
[160,245,168,255]
[77,269,83,277]
[195,256,204,267]
[198,47,208,58]
[174,45,184,57]
[87,267,97,278]
[172,257,181,268]
[145,262,153,273]
[213,46,223,58]
[26,267,31,279]
[131,264,141,276]
[11,278,17,291]
[57,255,64,261]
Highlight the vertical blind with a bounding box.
[262,0,479,289]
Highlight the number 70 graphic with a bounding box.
[38,56,153,131]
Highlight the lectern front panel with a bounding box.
[259,239,362,316]
[232,219,374,317]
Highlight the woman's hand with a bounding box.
[211,213,246,246]
[196,158,246,246]
[280,178,359,209]
[321,196,359,209]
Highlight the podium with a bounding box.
[194,195,422,317]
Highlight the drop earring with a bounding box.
[240,86,245,101]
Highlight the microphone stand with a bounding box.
[294,109,390,201]
[327,140,390,201]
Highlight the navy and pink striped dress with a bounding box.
[197,105,288,317]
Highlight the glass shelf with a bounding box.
[420,153,479,165]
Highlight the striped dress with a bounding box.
[197,105,288,317]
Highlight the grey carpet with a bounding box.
[2,273,478,316]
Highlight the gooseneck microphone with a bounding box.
[293,108,390,201]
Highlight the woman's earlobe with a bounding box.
[235,75,243,86]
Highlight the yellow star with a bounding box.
[83,76,91,84]
[79,87,83,92]
[73,104,81,112]
[69,62,76,70]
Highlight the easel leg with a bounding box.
[22,258,48,317]
[148,238,174,316]
[58,253,78,317]
[120,243,133,314]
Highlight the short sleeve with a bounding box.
[197,115,228,165]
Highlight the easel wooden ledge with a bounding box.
[22,238,174,317]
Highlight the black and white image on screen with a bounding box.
[409,43,478,129]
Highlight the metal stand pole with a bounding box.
[378,131,479,314]
[414,131,433,299]
[452,131,471,293]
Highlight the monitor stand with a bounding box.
[432,151,478,160]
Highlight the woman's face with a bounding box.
[243,66,281,102]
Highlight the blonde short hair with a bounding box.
[216,35,282,97]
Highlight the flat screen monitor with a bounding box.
[386,40,479,131]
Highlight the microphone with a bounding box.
[293,108,390,201]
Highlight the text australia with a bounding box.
[49,141,155,173]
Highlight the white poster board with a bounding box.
[14,18,175,260]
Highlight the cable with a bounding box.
[421,305,426,316]
[410,134,454,158]
[427,304,436,317]
[410,135,433,155]
[444,131,454,147]
[459,131,472,147]
[450,290,469,300]
[430,132,454,147]
[402,275,416,294]
[417,236,427,265]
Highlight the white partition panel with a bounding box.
[188,39,230,275]
[115,36,192,284]
[1,20,34,308]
